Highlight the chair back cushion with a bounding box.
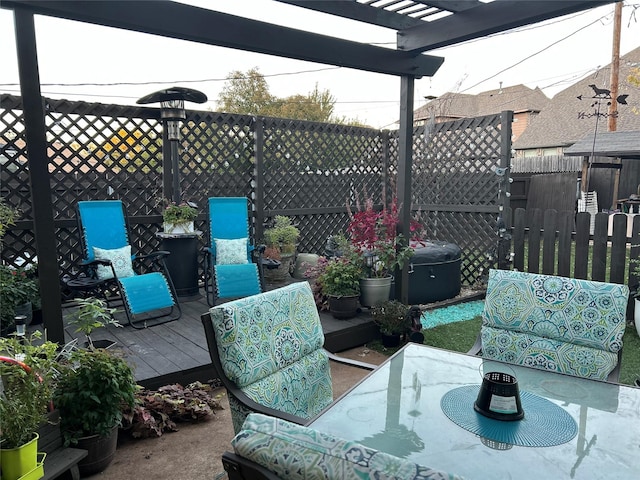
[208,197,253,262]
[210,282,333,419]
[481,269,628,380]
[78,200,129,261]
[233,413,464,480]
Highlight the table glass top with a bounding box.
[309,344,640,480]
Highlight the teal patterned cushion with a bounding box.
[210,282,332,425]
[481,326,619,381]
[233,413,464,480]
[481,269,628,379]
[214,237,249,265]
[93,244,135,280]
[483,270,627,353]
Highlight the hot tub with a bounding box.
[407,241,462,304]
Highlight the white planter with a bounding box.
[635,298,640,338]
[163,221,194,234]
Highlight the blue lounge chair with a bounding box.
[203,197,265,306]
[76,200,181,328]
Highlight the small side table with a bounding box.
[156,231,202,301]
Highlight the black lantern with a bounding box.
[14,315,27,341]
[137,87,207,203]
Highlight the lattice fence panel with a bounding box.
[396,114,506,285]
[261,118,384,249]
[2,94,507,286]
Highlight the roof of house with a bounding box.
[414,84,550,122]
[564,130,640,158]
[513,46,640,150]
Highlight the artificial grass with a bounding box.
[368,316,639,386]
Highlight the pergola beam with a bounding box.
[1,0,444,78]
[397,0,618,52]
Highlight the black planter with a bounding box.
[381,332,401,348]
[76,425,118,476]
[328,295,359,320]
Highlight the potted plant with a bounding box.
[263,215,300,283]
[68,297,121,349]
[347,193,422,307]
[54,348,137,476]
[162,200,198,234]
[0,333,58,480]
[371,300,410,347]
[316,256,362,319]
[0,265,40,335]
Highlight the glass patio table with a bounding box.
[308,343,640,479]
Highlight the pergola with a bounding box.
[1,0,619,343]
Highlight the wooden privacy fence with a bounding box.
[510,208,639,290]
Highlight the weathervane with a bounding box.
[577,84,628,119]
[576,84,631,194]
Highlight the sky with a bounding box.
[0,0,639,129]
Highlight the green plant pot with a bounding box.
[0,433,39,480]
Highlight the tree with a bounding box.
[217,67,275,116]
[218,69,356,124]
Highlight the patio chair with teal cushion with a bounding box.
[203,197,265,306]
[201,281,376,434]
[76,200,181,329]
[470,269,628,382]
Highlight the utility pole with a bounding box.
[608,1,622,131]
[609,1,622,209]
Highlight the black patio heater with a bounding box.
[137,87,207,203]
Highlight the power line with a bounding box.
[459,12,615,93]
[0,66,341,88]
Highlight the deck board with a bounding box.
[59,285,376,387]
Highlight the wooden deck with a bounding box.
[60,281,378,389]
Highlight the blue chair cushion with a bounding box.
[214,264,261,298]
[119,272,175,315]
